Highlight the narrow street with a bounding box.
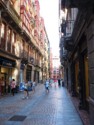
[0,83,83,125]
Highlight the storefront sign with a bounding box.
[0,56,16,67]
[2,61,12,67]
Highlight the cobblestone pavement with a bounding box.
[0,83,83,125]
[71,96,90,125]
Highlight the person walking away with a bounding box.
[11,79,16,96]
[58,79,61,87]
[23,80,29,99]
[45,79,49,93]
[32,81,36,92]
[54,79,57,88]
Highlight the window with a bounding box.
[7,28,11,42]
[12,32,16,54]
[1,23,5,38]
[0,22,6,50]
[7,27,12,52]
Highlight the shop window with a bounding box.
[0,22,6,50]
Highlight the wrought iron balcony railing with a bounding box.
[61,0,92,9]
[20,51,28,65]
[20,51,28,59]
[35,59,41,67]
[28,56,34,65]
[2,0,21,25]
[64,36,73,51]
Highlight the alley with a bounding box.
[0,84,83,125]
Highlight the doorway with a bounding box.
[84,54,89,111]
[0,67,12,94]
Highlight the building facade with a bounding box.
[50,48,53,79]
[0,0,50,94]
[52,56,60,80]
[59,0,94,124]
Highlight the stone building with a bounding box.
[0,0,50,93]
[59,0,94,124]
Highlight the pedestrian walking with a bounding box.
[58,79,61,87]
[11,79,16,96]
[62,79,64,87]
[23,80,29,99]
[49,78,52,87]
[54,79,57,88]
[45,79,49,93]
[32,81,36,92]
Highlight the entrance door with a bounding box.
[1,73,8,93]
[26,69,31,81]
[84,54,89,111]
[0,67,12,94]
[75,61,79,95]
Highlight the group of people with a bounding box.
[44,78,64,93]
[22,80,36,99]
[0,78,16,96]
[0,77,64,98]
[0,78,36,98]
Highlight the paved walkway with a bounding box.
[0,83,83,125]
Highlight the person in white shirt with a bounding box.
[45,79,49,93]
[23,80,29,99]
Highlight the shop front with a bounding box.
[26,65,32,81]
[0,56,16,94]
[34,67,40,83]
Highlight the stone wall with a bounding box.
[87,18,94,125]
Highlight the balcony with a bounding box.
[30,17,35,28]
[1,0,21,33]
[61,0,66,10]
[64,36,73,51]
[28,56,34,65]
[59,37,64,47]
[35,59,41,67]
[61,0,92,9]
[20,51,28,64]
[2,0,20,24]
[61,22,66,35]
